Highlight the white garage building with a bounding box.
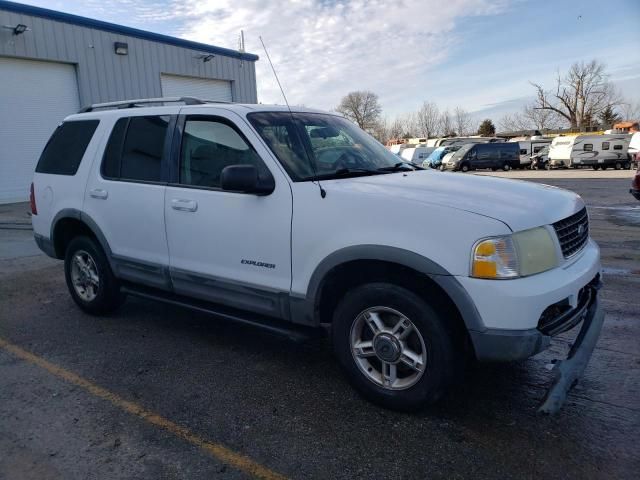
[0,0,258,203]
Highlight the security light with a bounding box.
[2,24,30,35]
[195,53,215,62]
[114,42,128,55]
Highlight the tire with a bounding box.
[332,283,460,411]
[461,163,469,173]
[601,166,608,170]
[439,165,445,172]
[625,162,631,170]
[64,236,125,315]
[614,162,622,170]
[592,166,599,170]
[502,163,511,171]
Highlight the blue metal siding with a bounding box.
[0,1,258,107]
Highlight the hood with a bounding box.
[329,171,584,232]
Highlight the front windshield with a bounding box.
[426,148,444,161]
[248,112,413,181]
[451,144,474,160]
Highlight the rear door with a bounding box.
[84,111,175,289]
[164,108,293,318]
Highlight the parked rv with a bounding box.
[442,142,520,172]
[530,145,550,170]
[570,135,631,170]
[549,134,631,169]
[510,137,551,168]
[401,145,435,165]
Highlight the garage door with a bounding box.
[0,57,80,204]
[161,74,233,102]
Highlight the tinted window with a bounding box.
[102,118,128,178]
[36,120,99,175]
[179,118,267,189]
[584,143,593,151]
[120,116,169,182]
[519,149,527,155]
[613,144,623,150]
[533,145,545,153]
[602,142,610,150]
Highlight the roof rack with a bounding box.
[78,96,228,113]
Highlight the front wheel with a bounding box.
[461,163,470,173]
[592,166,600,170]
[502,163,511,171]
[332,283,459,411]
[64,236,125,314]
[614,162,622,170]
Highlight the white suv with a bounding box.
[31,98,603,412]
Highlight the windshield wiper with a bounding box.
[309,167,383,181]
[377,162,416,172]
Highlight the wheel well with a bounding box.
[315,260,470,346]
[52,218,95,258]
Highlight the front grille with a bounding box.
[553,207,589,258]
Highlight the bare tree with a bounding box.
[498,112,529,132]
[523,103,563,131]
[415,101,441,138]
[531,60,622,130]
[336,91,382,130]
[453,106,473,136]
[371,117,391,144]
[620,100,640,121]
[400,112,419,138]
[439,110,456,136]
[388,117,405,140]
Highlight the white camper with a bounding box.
[511,137,551,168]
[569,134,631,170]
[548,136,574,167]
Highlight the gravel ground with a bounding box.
[1,171,638,479]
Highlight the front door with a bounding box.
[164,109,293,319]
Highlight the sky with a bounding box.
[21,0,640,121]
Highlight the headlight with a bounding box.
[471,227,558,279]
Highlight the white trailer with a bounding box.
[628,132,640,167]
[426,136,504,148]
[569,134,631,170]
[512,137,551,168]
[548,136,574,167]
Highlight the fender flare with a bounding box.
[293,245,484,332]
[50,209,115,270]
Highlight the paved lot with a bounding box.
[1,170,639,479]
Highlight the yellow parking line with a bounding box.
[0,337,288,480]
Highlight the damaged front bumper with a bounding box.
[538,280,604,414]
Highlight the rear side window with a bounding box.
[613,144,623,150]
[101,115,169,182]
[36,120,99,175]
[602,142,610,150]
[583,144,593,151]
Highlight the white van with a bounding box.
[401,145,435,165]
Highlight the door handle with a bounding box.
[89,188,108,199]
[171,198,198,212]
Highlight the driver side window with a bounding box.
[179,118,266,189]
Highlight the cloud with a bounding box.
[169,0,510,110]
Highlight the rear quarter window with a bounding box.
[35,120,99,175]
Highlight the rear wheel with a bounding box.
[461,163,470,173]
[64,236,125,314]
[601,166,608,170]
[332,283,460,411]
[502,163,511,171]
[593,166,600,170]
[614,162,622,170]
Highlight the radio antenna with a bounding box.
[259,36,326,198]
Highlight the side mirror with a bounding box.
[220,165,275,195]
